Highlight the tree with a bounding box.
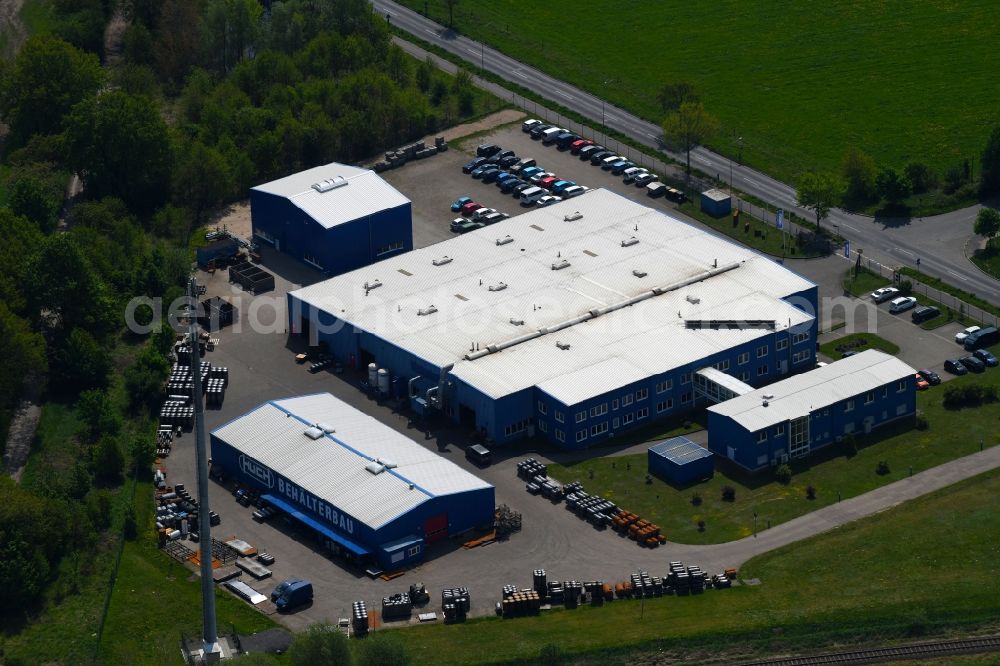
[172,140,235,223]
[980,126,1000,195]
[124,345,170,413]
[661,101,718,174]
[356,631,411,666]
[0,35,103,145]
[904,161,936,194]
[64,91,172,215]
[154,0,206,89]
[657,81,698,113]
[841,146,877,204]
[875,167,912,205]
[445,0,458,28]
[974,207,1000,247]
[205,0,263,75]
[0,209,45,314]
[0,302,47,412]
[77,389,122,443]
[289,623,352,666]
[53,328,111,392]
[92,435,124,485]
[9,172,61,233]
[796,171,843,234]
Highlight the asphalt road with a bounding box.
[371,0,1000,306]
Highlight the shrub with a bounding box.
[942,383,998,409]
[843,433,859,457]
[806,485,817,500]
[721,485,736,502]
[774,464,792,484]
[898,279,913,296]
[697,519,706,532]
[915,412,929,430]
[690,492,702,506]
[876,460,891,476]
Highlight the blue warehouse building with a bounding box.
[288,189,819,450]
[647,436,715,485]
[250,162,412,275]
[706,350,917,471]
[210,393,495,569]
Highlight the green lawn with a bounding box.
[394,468,1000,665]
[843,267,889,298]
[547,363,996,545]
[818,332,900,360]
[971,247,1000,281]
[402,1,1000,191]
[677,200,821,258]
[97,484,279,664]
[900,266,1000,320]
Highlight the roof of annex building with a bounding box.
[211,393,492,530]
[707,349,916,432]
[251,162,410,230]
[290,189,816,403]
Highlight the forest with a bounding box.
[0,0,490,650]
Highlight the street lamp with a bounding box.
[753,511,758,537]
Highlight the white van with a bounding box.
[541,127,563,144]
[562,185,589,199]
[646,182,667,197]
[522,118,542,132]
[601,155,623,169]
[520,186,545,205]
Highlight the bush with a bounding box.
[690,492,702,506]
[774,464,792,484]
[942,383,998,409]
[721,485,736,502]
[898,279,913,296]
[843,433,859,457]
[806,485,817,500]
[876,460,891,476]
[697,519,706,532]
[915,412,929,430]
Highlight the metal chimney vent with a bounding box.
[432,256,453,266]
[632,269,648,278]
[488,282,507,292]
[496,235,514,246]
[551,259,571,270]
[510,318,525,326]
[621,236,639,247]
[304,426,323,440]
[417,305,438,316]
[564,212,583,221]
[556,341,571,350]
[364,279,382,290]
[686,295,701,304]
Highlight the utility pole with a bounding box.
[189,278,221,663]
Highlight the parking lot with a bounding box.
[167,117,983,630]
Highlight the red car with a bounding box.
[460,201,480,216]
[570,139,593,155]
[914,373,930,391]
[539,176,558,189]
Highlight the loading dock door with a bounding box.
[424,513,448,543]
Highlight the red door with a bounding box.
[423,514,448,543]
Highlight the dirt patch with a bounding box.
[204,201,252,241]
[419,108,524,145]
[103,6,128,66]
[0,0,26,59]
[3,379,42,482]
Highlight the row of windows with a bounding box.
[572,407,652,443]
[504,419,529,437]
[757,422,787,443]
[792,350,811,364]
[792,331,810,345]
[302,252,323,268]
[376,241,404,256]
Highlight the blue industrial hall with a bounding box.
[250,162,412,276]
[210,393,495,569]
[706,350,917,471]
[647,437,715,485]
[288,189,818,450]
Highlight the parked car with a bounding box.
[555,132,577,149]
[944,358,968,375]
[551,180,575,194]
[623,167,647,184]
[530,123,553,139]
[562,185,589,198]
[541,127,564,144]
[477,143,501,157]
[482,169,503,183]
[601,155,624,169]
[973,349,999,367]
[519,185,546,205]
[470,164,493,178]
[522,118,542,132]
[462,158,487,174]
[960,356,986,373]
[870,287,899,303]
[498,154,520,168]
[500,178,525,193]
[665,187,688,202]
[917,368,941,385]
[472,207,496,221]
[512,182,534,197]
[590,150,613,165]
[955,325,981,344]
[530,171,555,184]
[452,219,485,234]
[610,160,634,175]
[450,196,473,212]
[888,296,917,314]
[964,325,999,350]
[274,579,313,612]
[578,145,602,160]
[911,305,940,324]
[493,172,516,187]
[536,195,562,207]
[511,158,536,173]
[460,201,480,215]
[570,139,593,154]
[915,373,930,390]
[646,182,667,198]
[634,172,659,186]
[521,166,544,179]
[482,212,508,225]
[538,176,558,189]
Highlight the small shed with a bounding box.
[700,188,732,217]
[647,436,714,485]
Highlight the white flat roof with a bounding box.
[252,162,410,230]
[212,393,492,530]
[707,350,916,432]
[291,189,815,404]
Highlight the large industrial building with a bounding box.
[251,162,412,275]
[706,350,916,471]
[288,189,819,449]
[210,393,495,569]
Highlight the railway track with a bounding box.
[739,635,1000,665]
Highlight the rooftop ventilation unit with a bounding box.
[316,422,335,434]
[496,235,514,246]
[551,259,571,270]
[510,318,525,326]
[364,279,382,291]
[556,341,571,350]
[632,269,648,278]
[432,256,453,266]
[488,282,507,292]
[621,236,639,247]
[377,458,398,469]
[311,176,348,193]
[304,426,324,440]
[564,212,583,222]
[686,295,701,304]
[365,462,385,475]
[417,305,438,316]
[763,393,775,400]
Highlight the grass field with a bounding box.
[403,1,1000,190]
[394,468,1000,665]
[819,332,900,360]
[842,267,889,297]
[971,247,1000,281]
[547,361,998,544]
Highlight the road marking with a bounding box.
[647,133,659,139]
[896,248,914,257]
[947,270,963,279]
[842,224,859,232]
[743,177,760,187]
[702,159,713,166]
[556,90,575,101]
[513,69,529,80]
[605,114,617,121]
[425,28,436,35]
[466,47,478,56]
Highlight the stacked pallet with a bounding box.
[442,587,470,623]
[381,593,413,620]
[612,511,639,533]
[500,589,541,618]
[352,601,369,636]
